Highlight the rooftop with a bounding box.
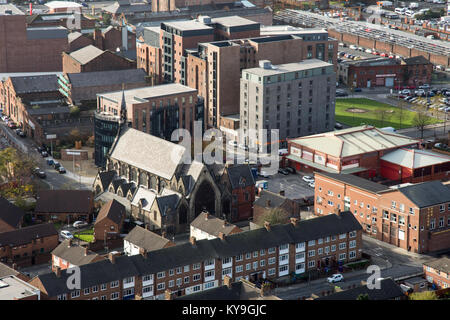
[380,148,450,169]
[162,20,214,31]
[45,1,82,9]
[10,74,58,94]
[52,240,103,267]
[0,223,58,248]
[190,211,241,237]
[0,197,26,232]
[0,4,24,15]
[315,172,389,194]
[397,180,450,208]
[0,276,40,300]
[424,257,450,274]
[124,226,174,252]
[211,15,259,28]
[66,68,147,87]
[69,45,104,65]
[289,125,419,158]
[98,83,196,104]
[35,190,93,214]
[95,199,126,226]
[243,59,333,77]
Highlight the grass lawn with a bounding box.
[335,98,440,129]
[74,228,94,243]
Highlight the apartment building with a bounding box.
[423,257,450,289]
[286,125,420,178]
[240,59,336,149]
[314,172,450,253]
[30,212,362,300]
[96,83,203,142]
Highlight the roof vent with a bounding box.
[5,10,12,15]
[198,15,211,24]
[259,60,273,70]
[0,280,9,289]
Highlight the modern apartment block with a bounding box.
[30,213,362,300]
[96,83,203,141]
[314,172,450,253]
[240,59,336,149]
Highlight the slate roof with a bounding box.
[191,211,240,237]
[95,199,125,226]
[34,211,362,296]
[424,257,450,274]
[317,278,404,300]
[0,197,25,231]
[0,262,20,278]
[66,69,147,88]
[97,171,116,191]
[0,223,57,247]
[254,190,288,209]
[10,74,58,94]
[51,240,103,266]
[177,282,243,300]
[68,31,83,43]
[402,56,431,65]
[26,26,68,40]
[131,187,157,212]
[226,164,255,189]
[124,226,172,252]
[156,193,181,217]
[398,180,450,208]
[316,172,389,194]
[69,45,104,65]
[27,107,70,116]
[109,127,186,180]
[35,190,93,214]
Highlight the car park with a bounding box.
[327,274,344,283]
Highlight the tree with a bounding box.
[256,207,290,226]
[397,100,405,130]
[409,291,438,300]
[413,107,432,139]
[356,293,370,300]
[375,109,392,127]
[0,148,36,199]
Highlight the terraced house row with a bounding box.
[29,211,362,300]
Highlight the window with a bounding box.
[308,250,315,257]
[391,201,396,209]
[235,265,243,273]
[383,210,389,220]
[279,254,289,263]
[339,243,346,250]
[339,253,346,261]
[193,274,201,281]
[71,290,80,298]
[260,260,266,267]
[222,257,232,265]
[111,292,119,300]
[168,280,174,288]
[349,251,356,259]
[279,244,288,251]
[246,263,251,271]
[245,253,251,259]
[204,270,214,278]
[111,281,119,288]
[339,233,346,239]
[101,283,107,291]
[324,246,330,254]
[279,265,288,274]
[308,240,315,246]
[331,245,336,252]
[184,265,190,272]
[84,288,90,295]
[318,238,323,245]
[253,261,258,269]
[268,247,276,254]
[349,231,357,238]
[318,248,323,255]
[260,249,265,256]
[268,268,276,276]
[157,283,165,290]
[308,260,315,268]
[349,240,356,248]
[253,251,258,258]
[236,254,243,262]
[331,235,337,241]
[409,207,414,215]
[268,257,276,265]
[430,219,436,230]
[440,204,445,213]
[193,263,201,270]
[157,271,165,279]
[176,267,182,274]
[399,215,405,226]
[184,276,189,284]
[124,277,134,284]
[176,278,182,286]
[57,294,67,300]
[391,213,397,223]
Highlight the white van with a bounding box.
[395,7,406,14]
[409,2,419,9]
[405,10,415,17]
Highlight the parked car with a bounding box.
[34,167,46,179]
[308,182,315,188]
[434,143,448,149]
[334,122,344,129]
[353,88,362,92]
[53,161,61,169]
[278,168,289,175]
[327,274,344,283]
[58,166,66,174]
[41,150,48,157]
[46,158,54,166]
[302,175,315,183]
[401,89,411,95]
[419,84,430,90]
[60,230,74,240]
[7,122,17,129]
[18,130,26,138]
[73,221,88,228]
[285,167,296,174]
[336,90,348,97]
[259,170,271,178]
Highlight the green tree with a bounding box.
[356,293,370,300]
[0,148,36,199]
[256,207,290,226]
[409,291,438,300]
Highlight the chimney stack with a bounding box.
[55,266,61,278]
[109,252,116,264]
[205,212,210,220]
[264,221,271,232]
[223,275,232,289]
[189,236,196,246]
[279,190,285,196]
[223,220,227,228]
[139,247,147,258]
[260,283,271,297]
[84,246,88,256]
[218,232,225,240]
[290,217,299,226]
[12,263,17,270]
[164,289,173,300]
[161,231,167,239]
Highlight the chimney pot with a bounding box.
[139,247,147,258]
[164,289,173,300]
[161,231,166,239]
[223,275,232,289]
[205,212,210,220]
[223,220,227,228]
[264,221,271,231]
[12,263,17,270]
[109,252,116,264]
[55,266,61,278]
[218,232,225,240]
[84,246,88,256]
[279,190,285,196]
[189,236,196,246]
[290,217,298,226]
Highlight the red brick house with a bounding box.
[34,190,94,224]
[423,257,450,289]
[94,199,126,242]
[253,190,301,224]
[0,197,25,233]
[220,164,255,222]
[0,223,58,267]
[51,239,105,272]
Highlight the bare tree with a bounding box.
[413,106,432,139]
[375,109,392,127]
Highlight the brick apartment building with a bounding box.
[0,223,59,267]
[423,257,450,289]
[240,59,336,149]
[62,45,136,74]
[58,68,148,106]
[338,56,433,88]
[34,190,94,223]
[68,27,136,54]
[96,83,203,141]
[314,172,450,253]
[0,197,25,233]
[30,212,362,300]
[286,125,420,178]
[0,4,69,73]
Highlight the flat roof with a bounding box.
[0,4,24,15]
[260,25,328,36]
[98,83,197,104]
[243,59,333,77]
[0,276,39,300]
[45,1,82,9]
[381,148,450,169]
[212,15,259,27]
[289,125,419,159]
[163,20,213,31]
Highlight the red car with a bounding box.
[7,122,16,129]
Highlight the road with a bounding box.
[0,121,94,190]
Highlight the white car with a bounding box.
[302,175,315,183]
[308,182,315,188]
[259,170,271,178]
[60,230,74,240]
[73,221,88,228]
[327,274,344,283]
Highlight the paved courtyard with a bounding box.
[255,172,315,201]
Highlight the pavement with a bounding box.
[255,172,315,201]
